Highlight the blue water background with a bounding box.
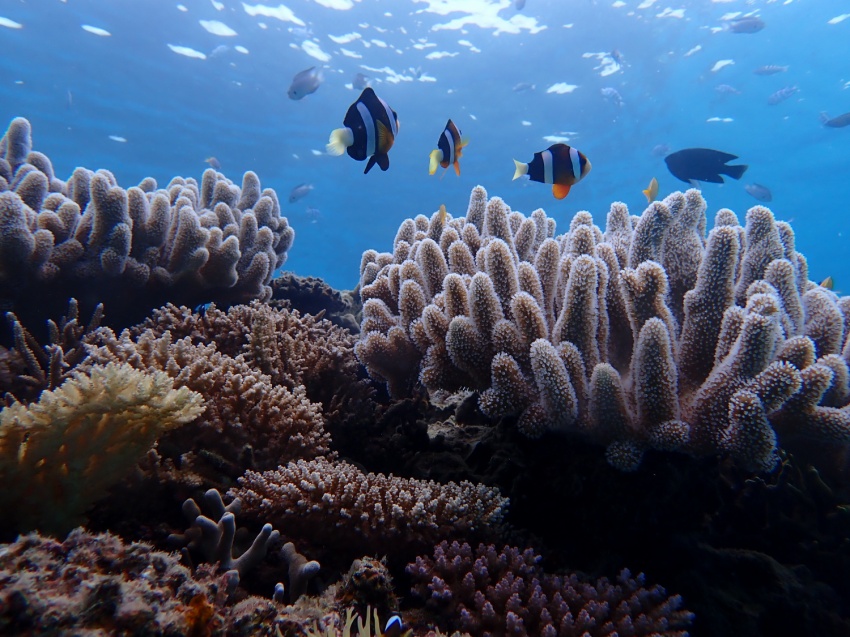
[1,0,847,292]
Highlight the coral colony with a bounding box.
[1,116,849,636]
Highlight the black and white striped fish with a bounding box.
[428,119,468,176]
[327,87,399,174]
[512,143,591,199]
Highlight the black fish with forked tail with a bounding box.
[327,87,399,174]
[664,148,748,185]
[820,111,850,128]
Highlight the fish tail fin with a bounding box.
[428,149,442,175]
[819,111,830,125]
[376,153,390,171]
[327,128,353,156]
[453,161,461,176]
[642,187,652,203]
[724,164,748,180]
[512,159,528,180]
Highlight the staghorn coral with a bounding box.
[82,324,332,481]
[356,186,850,472]
[0,116,294,338]
[132,301,374,429]
[0,297,103,402]
[0,528,281,636]
[0,362,204,536]
[231,457,508,558]
[406,541,694,637]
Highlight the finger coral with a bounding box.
[0,362,204,536]
[0,116,294,336]
[231,457,508,557]
[356,186,850,472]
[407,540,694,637]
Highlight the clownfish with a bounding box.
[429,119,468,176]
[327,87,399,174]
[512,143,591,200]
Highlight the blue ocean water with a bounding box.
[1,0,848,291]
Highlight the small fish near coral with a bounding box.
[512,143,591,200]
[820,276,834,290]
[288,182,314,204]
[745,182,773,202]
[327,87,399,174]
[428,118,468,177]
[820,111,850,128]
[642,177,659,203]
[204,156,221,170]
[288,66,323,100]
[664,148,747,185]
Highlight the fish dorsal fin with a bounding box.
[552,183,571,199]
[376,120,393,152]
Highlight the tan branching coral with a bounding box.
[132,301,373,428]
[0,362,204,535]
[0,116,294,322]
[82,325,331,477]
[231,457,508,556]
[356,186,850,472]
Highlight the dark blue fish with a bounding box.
[664,148,747,185]
[327,87,399,174]
[513,143,591,199]
[820,111,850,128]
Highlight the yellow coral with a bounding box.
[0,362,204,535]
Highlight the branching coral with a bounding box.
[407,541,694,637]
[0,362,204,536]
[132,301,374,429]
[82,324,332,479]
[356,186,850,472]
[231,457,508,557]
[0,116,294,336]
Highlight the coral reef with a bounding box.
[407,541,694,637]
[0,528,280,636]
[131,301,374,430]
[82,322,332,482]
[0,362,203,536]
[231,457,508,558]
[0,116,294,340]
[356,186,850,472]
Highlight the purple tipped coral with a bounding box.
[407,541,694,637]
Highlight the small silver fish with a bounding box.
[205,156,221,170]
[767,85,798,105]
[288,183,314,203]
[715,84,741,95]
[512,82,536,93]
[744,183,772,202]
[753,65,788,75]
[209,44,230,58]
[288,66,323,100]
[353,73,370,90]
[600,87,623,107]
[728,16,765,33]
